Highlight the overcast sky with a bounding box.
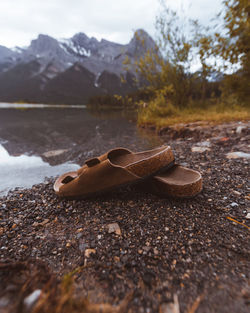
[0,0,223,48]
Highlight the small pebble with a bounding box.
[245,213,250,219]
[233,190,241,196]
[107,223,121,236]
[230,202,239,207]
[85,249,96,258]
[191,146,210,153]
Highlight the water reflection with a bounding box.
[86,106,137,121]
[0,144,79,196]
[0,103,161,195]
[0,103,86,109]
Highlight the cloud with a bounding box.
[0,0,222,48]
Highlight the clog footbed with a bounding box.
[149,164,202,198]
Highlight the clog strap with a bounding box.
[85,157,101,167]
[85,147,132,168]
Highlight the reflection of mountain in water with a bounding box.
[0,30,157,105]
[0,144,79,196]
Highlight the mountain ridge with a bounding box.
[0,29,156,105]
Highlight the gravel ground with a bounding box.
[0,121,249,313]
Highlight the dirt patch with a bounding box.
[0,121,249,313]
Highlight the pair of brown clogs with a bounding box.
[54,146,202,199]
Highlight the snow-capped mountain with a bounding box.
[0,29,157,105]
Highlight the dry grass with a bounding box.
[137,103,250,129]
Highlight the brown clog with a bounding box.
[148,164,202,198]
[54,146,175,198]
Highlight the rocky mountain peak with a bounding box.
[29,34,59,54]
[25,34,74,70]
[0,45,16,61]
[71,32,90,45]
[0,45,18,72]
[72,32,89,40]
[127,29,157,56]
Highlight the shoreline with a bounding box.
[138,111,250,130]
[0,121,249,313]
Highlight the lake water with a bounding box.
[0,143,79,196]
[0,103,160,196]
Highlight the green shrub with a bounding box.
[139,91,178,122]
